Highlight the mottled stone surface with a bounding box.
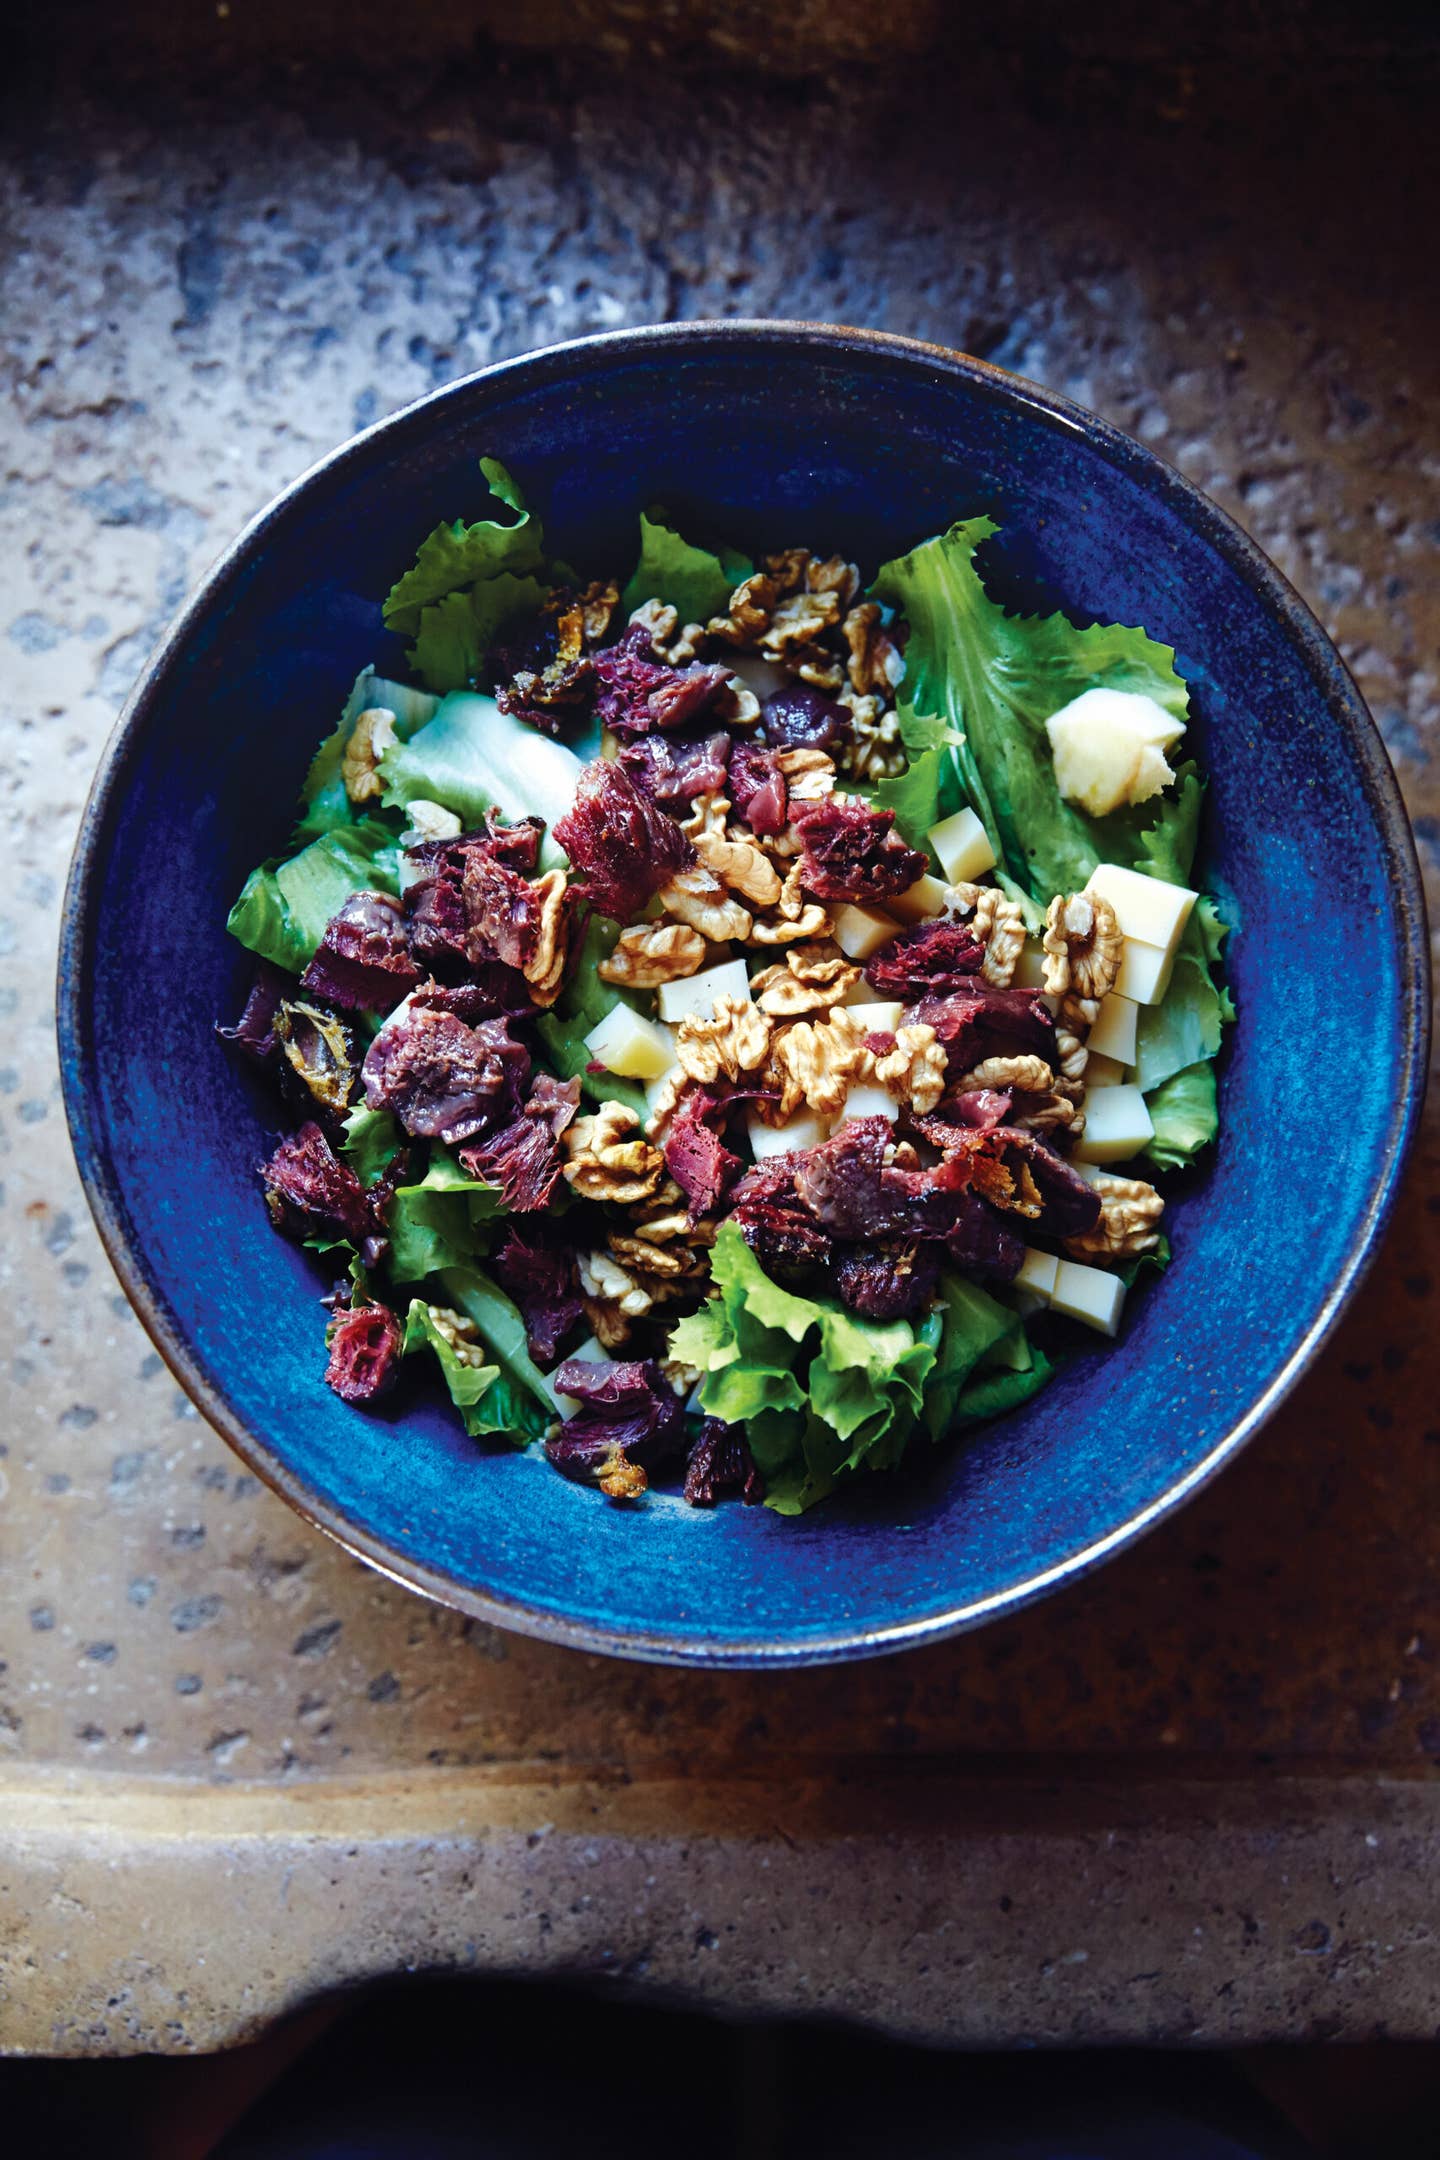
[1,29,1437,2053]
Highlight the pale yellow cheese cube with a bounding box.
[928,806,996,885]
[1013,941,1048,991]
[584,1004,678,1080]
[1014,1247,1059,1300]
[832,903,901,961]
[1082,1051,1127,1089]
[1073,1083,1155,1164]
[839,997,905,1030]
[835,1084,900,1126]
[1051,1260,1127,1337]
[1084,862,1197,956]
[1112,937,1174,1006]
[888,873,950,923]
[644,1062,683,1116]
[747,1107,832,1159]
[656,957,752,1025]
[1085,992,1138,1066]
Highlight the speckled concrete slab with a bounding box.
[2,30,1437,2054]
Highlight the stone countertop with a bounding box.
[2,26,1438,2056]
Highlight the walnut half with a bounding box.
[1042,891,1122,1025]
[563,1103,665,1205]
[598,922,707,988]
[1064,1171,1165,1259]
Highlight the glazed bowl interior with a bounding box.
[59,323,1427,1666]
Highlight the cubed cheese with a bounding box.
[839,998,905,1031]
[832,903,901,961]
[928,806,996,885]
[1082,1051,1127,1089]
[888,873,950,924]
[1045,687,1185,816]
[584,1004,677,1080]
[656,957,752,1025]
[644,1062,683,1116]
[1073,1083,1155,1164]
[1084,862,1197,957]
[1014,1247,1059,1300]
[747,1107,832,1160]
[1113,937,1174,1006]
[1085,992,1138,1066]
[835,1084,899,1126]
[1013,941,1048,991]
[1051,1259,1127,1337]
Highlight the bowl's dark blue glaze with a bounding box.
[58,323,1428,1667]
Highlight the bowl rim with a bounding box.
[57,318,1432,1668]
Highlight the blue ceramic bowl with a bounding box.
[59,323,1428,1666]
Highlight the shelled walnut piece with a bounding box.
[598,922,707,987]
[1064,1171,1165,1259]
[951,881,1027,988]
[341,707,397,804]
[873,1023,948,1114]
[1043,890,1122,1025]
[764,1006,870,1120]
[562,1103,665,1204]
[675,994,772,1085]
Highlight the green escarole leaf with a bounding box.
[408,571,548,696]
[340,1103,403,1184]
[382,457,546,639]
[403,1299,501,1436]
[953,1349,1056,1427]
[872,516,1190,905]
[434,1263,558,1440]
[620,506,752,625]
[922,1274,1025,1441]
[378,692,583,860]
[295,666,440,843]
[226,819,401,972]
[384,1153,505,1284]
[1143,1061,1219,1170]
[1134,900,1232,1094]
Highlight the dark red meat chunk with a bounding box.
[994,1129,1103,1240]
[663,1087,742,1217]
[217,961,293,1068]
[591,641,731,736]
[300,891,419,1013]
[727,744,788,836]
[728,1154,834,1277]
[791,1116,971,1243]
[458,1072,581,1212]
[325,1300,403,1404]
[684,1418,765,1507]
[864,919,985,999]
[910,983,1057,1072]
[553,759,693,920]
[361,998,529,1145]
[489,1223,583,1364]
[404,817,543,977]
[760,683,851,751]
[792,800,926,904]
[834,1240,940,1320]
[546,1359,688,1496]
[617,729,730,809]
[260,1122,371,1245]
[941,1190,1026,1282]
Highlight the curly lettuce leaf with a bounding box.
[408,571,548,696]
[385,1153,504,1283]
[1134,899,1233,1093]
[922,1274,1026,1440]
[872,516,1190,904]
[378,692,582,861]
[226,819,401,972]
[621,506,751,625]
[382,458,545,639]
[1143,1062,1219,1170]
[954,1349,1056,1427]
[433,1263,559,1438]
[341,1103,403,1184]
[403,1299,501,1436]
[295,667,440,843]
[673,1224,941,1515]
